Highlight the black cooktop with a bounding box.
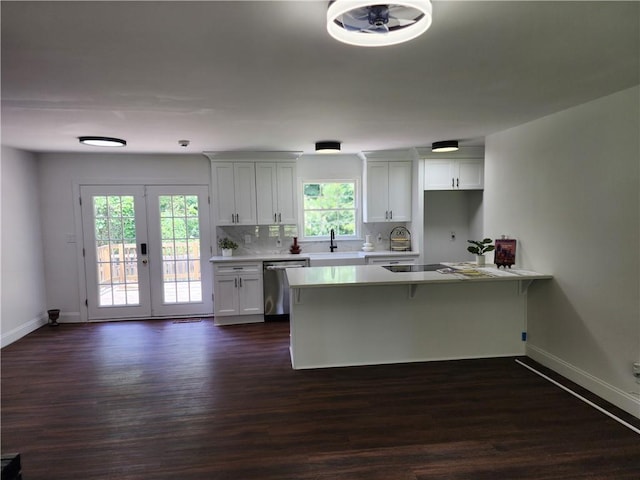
[382,264,445,273]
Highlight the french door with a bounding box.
[80,185,212,321]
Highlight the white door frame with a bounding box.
[73,179,213,322]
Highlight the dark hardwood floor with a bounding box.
[2,319,639,479]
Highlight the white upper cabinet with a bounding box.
[364,161,412,222]
[424,158,484,190]
[211,162,257,225]
[255,162,297,225]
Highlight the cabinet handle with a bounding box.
[456,178,459,188]
[385,211,388,220]
[274,213,277,223]
[452,178,455,188]
[235,213,239,223]
[239,277,243,287]
[390,210,393,219]
[278,213,281,223]
[234,278,238,288]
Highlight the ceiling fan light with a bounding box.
[327,0,432,47]
[315,141,341,153]
[432,140,459,153]
[79,136,127,147]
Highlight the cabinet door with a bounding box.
[211,163,237,225]
[213,276,239,316]
[238,274,264,315]
[364,161,390,222]
[457,159,484,190]
[424,160,455,190]
[276,163,297,224]
[388,161,412,221]
[255,163,278,224]
[233,163,257,224]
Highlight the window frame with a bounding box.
[299,178,361,242]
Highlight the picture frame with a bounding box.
[494,239,516,268]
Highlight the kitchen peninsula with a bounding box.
[286,264,551,369]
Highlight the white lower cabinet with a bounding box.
[213,262,263,319]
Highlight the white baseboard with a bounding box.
[58,311,82,323]
[214,315,264,326]
[1,314,48,348]
[527,344,640,419]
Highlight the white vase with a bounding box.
[476,255,485,266]
[222,248,233,257]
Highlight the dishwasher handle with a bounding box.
[265,264,306,271]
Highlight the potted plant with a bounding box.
[218,237,238,257]
[467,238,495,266]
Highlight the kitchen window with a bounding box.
[302,181,358,239]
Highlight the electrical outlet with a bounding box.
[244,234,251,245]
[377,233,383,243]
[276,237,282,247]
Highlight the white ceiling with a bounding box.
[1,1,638,155]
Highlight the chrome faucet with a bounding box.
[329,228,337,252]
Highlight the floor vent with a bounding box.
[172,318,203,324]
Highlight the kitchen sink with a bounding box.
[307,252,366,267]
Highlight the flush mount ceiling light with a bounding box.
[315,141,342,153]
[432,140,459,153]
[327,0,432,47]
[78,136,127,147]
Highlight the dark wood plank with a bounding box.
[2,320,639,479]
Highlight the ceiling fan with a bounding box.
[327,0,433,47]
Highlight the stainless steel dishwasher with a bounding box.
[263,259,308,320]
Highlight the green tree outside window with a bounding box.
[303,182,357,238]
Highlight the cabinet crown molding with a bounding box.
[417,145,485,159]
[360,148,419,161]
[203,151,302,162]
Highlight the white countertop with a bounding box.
[209,251,419,263]
[286,263,551,288]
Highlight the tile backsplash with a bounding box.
[215,223,411,255]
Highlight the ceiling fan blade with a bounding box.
[364,24,390,34]
[388,5,420,19]
[388,15,417,27]
[341,10,372,30]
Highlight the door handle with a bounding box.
[140,243,147,255]
[142,259,148,265]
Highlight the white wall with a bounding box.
[484,86,640,417]
[1,147,48,346]
[423,190,483,263]
[37,153,211,322]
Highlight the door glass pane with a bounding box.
[93,195,139,306]
[158,195,202,304]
